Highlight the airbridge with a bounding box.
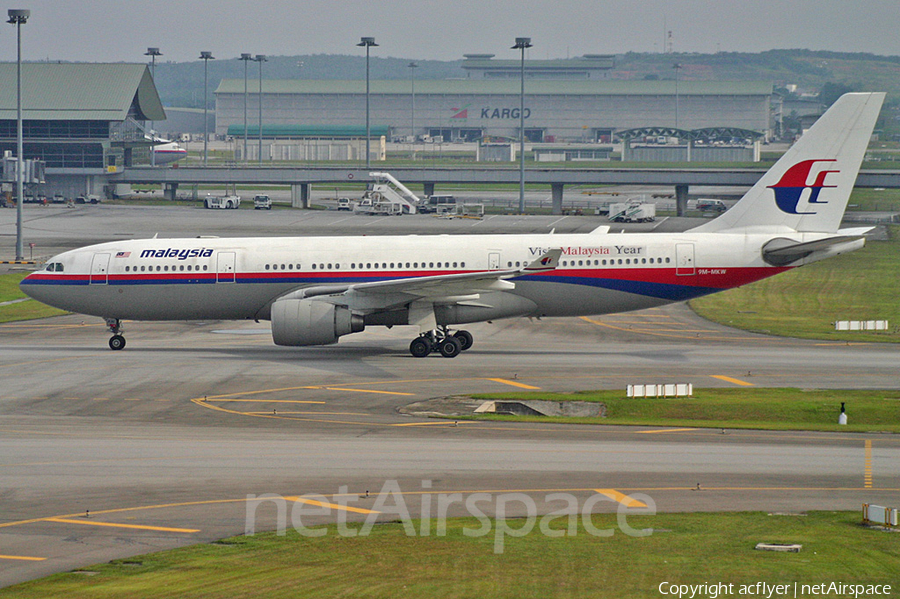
[105,166,900,215]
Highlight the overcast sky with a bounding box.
[2,0,899,64]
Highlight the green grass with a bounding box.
[465,388,900,432]
[1,512,896,599]
[0,273,68,323]
[690,226,900,343]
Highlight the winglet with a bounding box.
[523,248,562,272]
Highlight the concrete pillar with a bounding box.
[164,183,178,201]
[675,184,689,217]
[423,182,435,198]
[291,183,310,209]
[551,182,564,215]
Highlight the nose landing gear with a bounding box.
[105,318,126,351]
[409,326,473,358]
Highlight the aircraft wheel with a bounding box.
[109,335,126,351]
[409,337,431,358]
[453,330,474,352]
[438,336,462,358]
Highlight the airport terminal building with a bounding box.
[214,56,772,147]
[0,63,164,198]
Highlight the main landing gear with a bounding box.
[105,318,126,351]
[409,326,473,358]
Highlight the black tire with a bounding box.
[453,330,474,351]
[438,336,462,358]
[409,337,431,358]
[109,335,126,351]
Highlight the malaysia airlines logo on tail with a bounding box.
[768,159,840,214]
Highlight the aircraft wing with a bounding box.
[280,249,561,310]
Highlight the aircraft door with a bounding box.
[217,252,236,283]
[90,253,110,285]
[488,252,501,270]
[675,243,695,276]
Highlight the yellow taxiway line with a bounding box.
[44,517,199,534]
[283,497,380,515]
[488,378,541,390]
[0,554,46,561]
[710,375,754,386]
[594,489,648,508]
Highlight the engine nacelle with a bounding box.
[271,299,364,346]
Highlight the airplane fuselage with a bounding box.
[21,231,792,326]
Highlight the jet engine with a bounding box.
[271,298,364,346]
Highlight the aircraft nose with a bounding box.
[19,272,51,304]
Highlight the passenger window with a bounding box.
[508,262,512,267]
[461,262,465,268]
[335,263,340,269]
[180,265,185,271]
[281,264,286,270]
[203,265,208,271]
[390,263,395,268]
[296,264,301,270]
[626,259,630,265]
[366,263,371,269]
[164,265,169,271]
[665,257,671,263]
[382,263,387,269]
[267,264,271,270]
[125,266,130,272]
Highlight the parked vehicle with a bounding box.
[204,195,241,209]
[253,195,272,210]
[696,199,727,213]
[608,201,656,223]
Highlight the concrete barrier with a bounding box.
[627,383,693,398]
[834,320,889,331]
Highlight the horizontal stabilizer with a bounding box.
[762,235,866,266]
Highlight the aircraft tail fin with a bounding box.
[691,92,884,234]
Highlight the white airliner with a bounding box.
[152,141,188,165]
[21,93,884,357]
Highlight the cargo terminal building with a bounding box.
[213,56,772,153]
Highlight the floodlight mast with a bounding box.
[238,53,252,162]
[199,51,215,166]
[8,9,30,261]
[512,37,532,215]
[357,37,378,169]
[145,47,162,166]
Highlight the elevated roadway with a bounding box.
[105,166,900,215]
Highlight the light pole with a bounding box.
[408,61,418,160]
[673,62,682,129]
[512,37,532,215]
[8,9,29,261]
[238,53,252,162]
[357,37,377,169]
[254,55,267,165]
[199,51,215,166]
[145,47,162,166]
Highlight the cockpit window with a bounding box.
[45,262,64,272]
